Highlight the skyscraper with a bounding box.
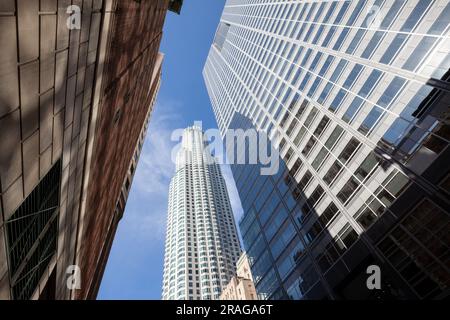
[203,0,450,299]
[0,0,181,300]
[162,125,242,300]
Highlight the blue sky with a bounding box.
[97,0,243,300]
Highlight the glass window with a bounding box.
[428,2,450,35]
[252,250,272,284]
[299,72,312,92]
[343,64,363,90]
[342,96,364,123]
[359,69,382,98]
[325,125,344,149]
[354,206,378,230]
[243,220,261,250]
[324,161,343,185]
[318,56,335,77]
[400,0,430,32]
[329,59,348,83]
[329,89,346,112]
[361,31,384,59]
[333,27,350,51]
[312,148,329,171]
[380,0,407,29]
[317,83,333,104]
[377,76,407,108]
[265,205,289,241]
[298,170,313,190]
[382,118,411,146]
[385,172,410,197]
[346,28,366,54]
[247,234,266,266]
[336,223,358,249]
[302,136,317,157]
[358,106,383,135]
[270,223,296,259]
[337,176,360,204]
[338,138,361,163]
[322,26,337,47]
[403,37,436,71]
[303,185,324,213]
[256,268,279,300]
[355,152,379,181]
[380,33,408,64]
[345,0,366,25]
[303,107,318,128]
[259,191,282,226]
[313,116,330,138]
[239,207,256,236]
[334,1,350,24]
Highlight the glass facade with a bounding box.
[204,0,450,299]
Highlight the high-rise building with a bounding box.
[203,0,450,300]
[162,125,242,300]
[0,0,182,300]
[220,252,257,300]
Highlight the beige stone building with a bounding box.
[220,253,257,300]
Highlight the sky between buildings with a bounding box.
[97,0,244,299]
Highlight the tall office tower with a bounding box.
[0,0,182,300]
[204,0,450,300]
[162,126,242,300]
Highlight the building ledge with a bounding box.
[169,0,183,14]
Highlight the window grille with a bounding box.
[6,160,61,300]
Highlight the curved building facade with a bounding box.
[162,126,241,300]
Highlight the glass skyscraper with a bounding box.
[162,126,242,300]
[203,0,450,299]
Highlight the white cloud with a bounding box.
[133,101,181,197]
[119,102,245,247]
[119,99,183,245]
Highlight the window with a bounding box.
[342,96,364,123]
[313,116,330,138]
[214,22,230,51]
[380,33,408,64]
[329,89,346,112]
[358,106,383,135]
[256,268,279,300]
[336,223,358,251]
[298,170,313,191]
[304,202,340,243]
[342,64,363,90]
[290,158,303,178]
[400,0,430,32]
[355,152,379,181]
[265,205,289,241]
[338,138,361,163]
[377,198,448,298]
[302,136,317,157]
[6,160,61,299]
[323,161,342,185]
[302,185,324,214]
[337,176,360,204]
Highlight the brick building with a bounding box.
[0,0,182,300]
